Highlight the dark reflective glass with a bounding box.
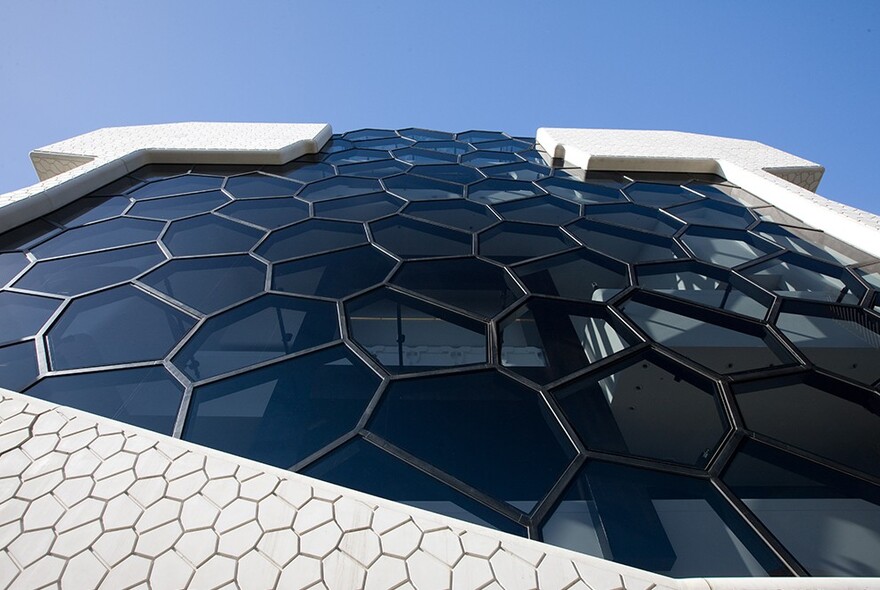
[336,160,410,178]
[314,192,404,222]
[410,164,484,185]
[188,164,260,176]
[742,253,863,304]
[398,128,455,142]
[456,130,509,143]
[403,200,498,232]
[537,178,624,205]
[0,341,38,391]
[392,258,522,318]
[667,200,755,229]
[256,219,367,262]
[141,255,266,314]
[298,176,382,202]
[681,227,781,268]
[553,353,726,466]
[163,215,265,256]
[475,139,532,153]
[130,164,193,181]
[15,244,165,296]
[354,137,414,150]
[174,294,339,381]
[480,222,575,264]
[224,173,302,198]
[318,138,353,153]
[25,366,183,434]
[347,288,486,372]
[128,175,223,199]
[273,245,395,298]
[544,461,784,577]
[514,249,628,302]
[0,252,29,286]
[46,196,130,228]
[501,298,630,384]
[0,292,61,345]
[755,223,864,266]
[468,179,544,204]
[127,190,230,220]
[724,441,880,577]
[392,147,458,165]
[383,175,463,201]
[263,161,335,183]
[218,197,309,229]
[89,176,142,197]
[484,163,550,182]
[184,345,378,468]
[0,220,61,252]
[32,218,164,259]
[413,140,472,155]
[47,285,195,370]
[304,438,523,535]
[369,370,575,510]
[686,183,767,208]
[343,129,398,141]
[623,182,702,208]
[584,203,682,236]
[325,149,391,165]
[460,151,523,167]
[494,196,580,225]
[566,219,682,263]
[371,217,471,259]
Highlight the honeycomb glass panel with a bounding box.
[313,192,404,222]
[347,288,486,372]
[494,196,580,225]
[413,140,472,155]
[460,151,522,167]
[184,345,378,468]
[537,178,624,205]
[45,196,130,228]
[681,227,780,268]
[723,440,880,577]
[0,219,61,251]
[567,220,682,263]
[369,370,575,510]
[127,175,223,199]
[383,175,463,201]
[544,461,784,577]
[410,164,484,185]
[263,161,335,182]
[140,255,266,314]
[476,139,531,152]
[479,222,575,264]
[129,164,193,180]
[173,293,340,381]
[14,243,165,297]
[0,252,29,287]
[298,176,382,202]
[855,261,880,289]
[392,147,458,165]
[623,182,702,208]
[553,353,726,467]
[399,128,455,141]
[755,223,863,266]
[584,203,682,236]
[47,285,196,370]
[742,253,864,304]
[127,190,230,221]
[484,163,550,181]
[457,130,508,143]
[218,197,309,229]
[0,341,38,391]
[354,137,414,150]
[304,438,524,535]
[0,292,62,345]
[31,218,164,259]
[468,179,544,204]
[501,298,631,385]
[324,149,391,165]
[223,173,302,199]
[370,217,471,259]
[24,366,183,434]
[256,219,367,262]
[162,214,265,256]
[273,245,395,299]
[514,249,628,302]
[391,258,522,318]
[336,160,410,178]
[343,129,398,141]
[666,200,755,229]
[403,200,498,232]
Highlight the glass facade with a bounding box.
[1,128,879,578]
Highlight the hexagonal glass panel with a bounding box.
[404,200,498,232]
[46,196,130,228]
[318,138,353,153]
[514,249,628,302]
[336,159,410,178]
[0,292,61,345]
[623,182,702,208]
[140,255,266,314]
[256,219,367,262]
[0,219,61,252]
[218,197,309,229]
[370,217,471,259]
[313,192,404,222]
[742,253,865,304]
[681,226,781,268]
[413,140,472,155]
[224,173,302,198]
[391,257,522,318]
[398,128,455,142]
[354,137,414,150]
[89,176,141,196]
[456,130,509,143]
[343,129,398,141]
[583,203,683,236]
[566,220,683,264]
[856,261,880,290]
[24,366,183,434]
[347,288,486,372]
[47,285,196,370]
[383,175,463,201]
[324,149,391,165]
[0,252,29,287]
[128,175,223,199]
[484,163,550,182]
[475,139,531,152]
[368,370,575,510]
[273,245,395,299]
[460,151,522,167]
[298,176,382,202]
[15,243,165,297]
[392,147,458,165]
[776,302,880,385]
[31,218,165,259]
[479,222,575,264]
[127,190,230,220]
[263,161,335,183]
[0,341,38,391]
[755,223,865,266]
[494,196,580,225]
[686,183,767,208]
[666,199,755,229]
[184,345,379,468]
[163,214,265,256]
[410,164,484,185]
[537,177,624,205]
[129,164,193,181]
[468,179,545,204]
[501,298,631,384]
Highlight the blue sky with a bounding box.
[1,1,878,212]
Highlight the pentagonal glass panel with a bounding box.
[413,140,472,155]
[553,352,726,466]
[224,173,302,198]
[218,197,309,229]
[369,370,575,510]
[742,253,864,304]
[495,196,580,225]
[776,303,880,385]
[15,243,165,297]
[475,139,532,153]
[755,223,864,266]
[336,159,410,178]
[404,200,498,232]
[127,190,230,220]
[47,285,196,370]
[681,227,781,268]
[666,200,755,229]
[514,249,628,302]
[141,255,266,314]
[314,192,404,222]
[370,217,471,259]
[354,137,414,150]
[623,182,702,208]
[392,147,458,165]
[263,161,335,183]
[163,214,265,256]
[383,175,463,201]
[0,219,61,252]
[256,219,367,262]
[46,196,130,228]
[567,220,683,263]
[460,151,522,167]
[480,222,575,264]
[501,298,631,384]
[0,292,61,345]
[343,129,398,141]
[347,288,486,372]
[391,258,522,318]
[304,438,523,535]
[456,130,509,143]
[273,245,395,299]
[537,178,625,205]
[25,366,183,434]
[723,440,880,577]
[483,163,550,182]
[544,461,784,577]
[398,128,455,142]
[468,179,544,204]
[0,341,38,391]
[184,345,378,468]
[0,252,30,287]
[410,164,484,185]
[128,175,223,199]
[31,218,164,259]
[173,294,339,381]
[324,149,391,165]
[298,177,382,202]
[637,261,771,319]
[584,203,682,236]
[620,294,793,374]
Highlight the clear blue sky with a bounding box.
[1,1,878,213]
